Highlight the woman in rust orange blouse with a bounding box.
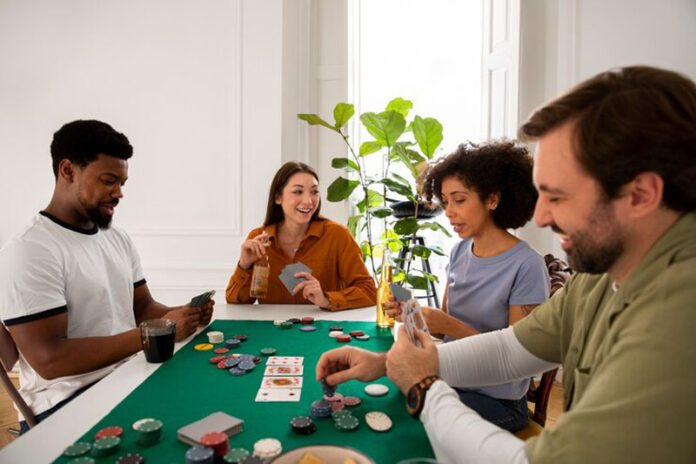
[226,161,376,310]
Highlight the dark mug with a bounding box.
[140,319,176,363]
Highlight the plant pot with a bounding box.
[389,200,442,219]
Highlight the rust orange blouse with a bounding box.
[225,219,377,310]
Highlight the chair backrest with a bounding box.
[525,254,572,427]
[0,324,37,428]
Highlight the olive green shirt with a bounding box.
[514,212,696,463]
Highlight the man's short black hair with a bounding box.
[50,120,133,178]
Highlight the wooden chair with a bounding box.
[515,254,572,440]
[0,323,36,431]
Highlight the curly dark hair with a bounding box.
[50,120,133,179]
[420,141,538,230]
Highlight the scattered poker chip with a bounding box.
[280,321,293,329]
[288,318,302,324]
[365,411,393,432]
[309,400,332,419]
[186,445,214,464]
[253,438,282,459]
[329,325,343,332]
[336,334,352,343]
[207,331,224,344]
[115,453,146,464]
[228,367,247,376]
[299,325,316,332]
[301,316,314,324]
[91,436,120,457]
[223,448,250,463]
[238,361,256,371]
[349,330,364,337]
[252,356,263,364]
[320,377,336,397]
[343,396,362,407]
[290,416,316,435]
[214,347,230,354]
[194,343,214,351]
[229,353,241,358]
[132,418,155,431]
[135,419,162,446]
[273,320,284,326]
[334,414,359,431]
[331,409,353,421]
[328,331,343,338]
[210,355,227,364]
[260,347,276,356]
[63,442,92,457]
[68,458,96,464]
[217,360,229,369]
[225,339,241,349]
[200,431,230,458]
[331,401,345,411]
[233,334,247,341]
[355,334,371,341]
[324,392,343,402]
[364,384,389,396]
[223,357,241,368]
[94,425,123,440]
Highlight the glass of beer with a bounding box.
[140,319,176,363]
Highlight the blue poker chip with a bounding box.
[225,339,241,349]
[223,357,241,368]
[299,326,316,332]
[238,361,255,371]
[186,445,214,464]
[228,367,247,376]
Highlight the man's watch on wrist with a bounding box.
[406,375,439,420]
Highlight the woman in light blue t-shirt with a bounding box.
[397,141,550,432]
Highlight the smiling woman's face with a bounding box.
[275,172,320,226]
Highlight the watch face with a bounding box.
[407,386,420,411]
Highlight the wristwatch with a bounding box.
[406,375,439,419]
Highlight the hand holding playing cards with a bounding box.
[239,232,270,270]
[386,326,439,394]
[165,304,202,342]
[292,272,330,309]
[198,298,215,327]
[316,347,387,387]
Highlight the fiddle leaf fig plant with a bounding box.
[298,98,451,288]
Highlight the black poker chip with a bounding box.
[329,325,343,332]
[238,456,265,464]
[288,318,301,324]
[290,416,316,435]
[115,453,145,464]
[233,334,247,342]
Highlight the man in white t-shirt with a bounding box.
[0,120,214,433]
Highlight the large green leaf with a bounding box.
[369,207,393,218]
[406,274,429,290]
[392,144,419,178]
[385,98,413,119]
[392,173,412,187]
[327,177,360,202]
[411,244,431,259]
[380,178,414,199]
[357,189,385,212]
[412,116,443,158]
[331,157,359,172]
[360,111,406,147]
[333,103,354,129]
[347,214,362,238]
[418,221,452,237]
[394,217,418,235]
[298,113,336,131]
[360,241,373,259]
[359,141,383,157]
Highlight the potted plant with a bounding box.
[298,98,451,290]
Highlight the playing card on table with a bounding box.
[267,356,303,366]
[402,299,430,347]
[260,376,303,389]
[255,387,302,402]
[264,365,304,376]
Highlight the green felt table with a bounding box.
[52,320,435,463]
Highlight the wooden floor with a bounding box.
[0,377,565,451]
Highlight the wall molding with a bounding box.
[127,227,243,238]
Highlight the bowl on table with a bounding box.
[271,445,374,464]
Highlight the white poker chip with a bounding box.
[132,418,155,431]
[328,331,344,338]
[206,331,224,344]
[273,320,284,326]
[364,383,389,397]
[253,438,282,458]
[365,411,393,432]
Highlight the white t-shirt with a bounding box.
[0,212,144,419]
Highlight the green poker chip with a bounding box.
[91,436,120,457]
[260,347,276,356]
[136,418,163,446]
[280,321,293,329]
[355,334,371,341]
[68,458,96,464]
[334,415,359,431]
[63,442,92,457]
[223,447,251,463]
[331,410,353,421]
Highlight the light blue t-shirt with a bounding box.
[446,238,549,400]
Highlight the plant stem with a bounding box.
[405,199,420,277]
[339,131,378,280]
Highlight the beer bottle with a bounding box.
[376,249,395,328]
[250,254,270,299]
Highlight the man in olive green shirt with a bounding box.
[316,65,696,463]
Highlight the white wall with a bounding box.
[0,0,346,304]
[517,0,696,258]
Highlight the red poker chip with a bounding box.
[214,347,230,354]
[200,431,230,457]
[217,360,228,369]
[336,334,351,343]
[343,396,361,407]
[94,425,123,440]
[349,331,364,337]
[209,355,227,364]
[331,401,345,411]
[301,317,314,324]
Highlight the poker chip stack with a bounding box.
[91,436,121,457]
[200,431,230,460]
[223,448,250,463]
[207,331,224,344]
[253,438,282,460]
[332,410,360,431]
[135,418,163,446]
[289,416,317,435]
[309,399,332,419]
[225,338,241,349]
[63,442,92,458]
[186,445,215,464]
